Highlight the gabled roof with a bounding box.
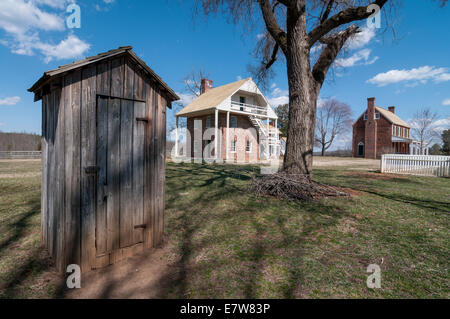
[375,107,410,128]
[176,78,250,116]
[28,46,179,102]
[354,106,411,128]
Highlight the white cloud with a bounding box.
[176,93,196,106]
[436,73,450,83]
[345,26,377,50]
[268,95,289,106]
[367,66,450,87]
[443,99,450,106]
[0,96,20,106]
[268,85,289,106]
[0,0,90,62]
[334,49,378,68]
[34,0,73,9]
[0,0,65,35]
[96,0,115,11]
[431,117,450,133]
[317,96,326,108]
[36,34,91,63]
[256,33,265,40]
[236,75,242,81]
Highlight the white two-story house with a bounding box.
[175,78,280,163]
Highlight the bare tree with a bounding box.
[410,108,439,154]
[183,69,210,97]
[194,0,447,179]
[169,70,210,134]
[315,99,352,156]
[195,0,394,179]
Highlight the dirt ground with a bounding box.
[64,242,178,299]
[312,156,380,169]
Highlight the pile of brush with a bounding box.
[250,172,349,201]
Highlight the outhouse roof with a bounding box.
[28,46,179,102]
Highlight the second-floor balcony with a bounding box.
[230,101,268,117]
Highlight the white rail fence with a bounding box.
[381,154,450,177]
[0,151,42,159]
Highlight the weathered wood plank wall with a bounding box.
[41,54,170,273]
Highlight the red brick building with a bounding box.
[175,78,280,163]
[353,97,412,159]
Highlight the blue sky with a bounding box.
[0,0,448,149]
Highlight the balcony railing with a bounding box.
[230,101,268,116]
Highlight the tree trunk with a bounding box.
[321,146,325,157]
[282,10,318,179]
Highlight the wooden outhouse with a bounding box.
[28,46,179,273]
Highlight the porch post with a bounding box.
[226,111,230,162]
[275,119,278,156]
[267,117,270,158]
[215,109,219,161]
[175,116,179,157]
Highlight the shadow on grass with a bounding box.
[52,163,354,298]
[314,169,449,213]
[153,163,348,298]
[0,195,65,298]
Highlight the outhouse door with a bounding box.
[95,96,148,262]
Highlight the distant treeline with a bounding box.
[0,132,41,151]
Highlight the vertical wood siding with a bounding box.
[41,54,169,272]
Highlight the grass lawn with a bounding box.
[0,159,448,298]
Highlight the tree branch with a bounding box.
[257,0,288,53]
[307,0,388,47]
[265,43,279,69]
[320,0,335,24]
[311,25,359,87]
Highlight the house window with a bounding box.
[230,140,237,153]
[239,96,246,105]
[246,140,252,152]
[206,116,211,128]
[231,116,237,128]
[363,113,368,120]
[375,112,380,119]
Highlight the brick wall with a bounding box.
[352,117,365,157]
[365,97,377,159]
[186,112,260,162]
[353,97,401,159]
[375,116,393,158]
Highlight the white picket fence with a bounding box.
[381,154,450,177]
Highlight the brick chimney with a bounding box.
[388,106,395,114]
[365,97,378,159]
[200,79,213,95]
